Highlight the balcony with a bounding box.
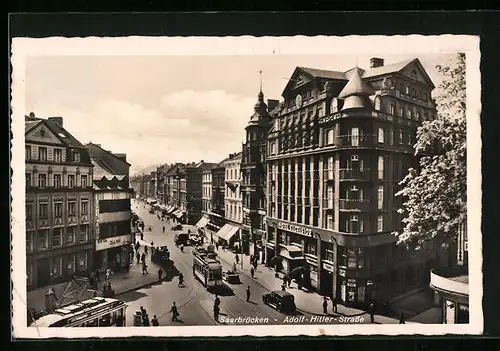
[336,134,375,148]
[339,199,371,212]
[430,266,469,297]
[339,168,371,181]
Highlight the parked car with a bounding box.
[188,234,202,246]
[171,224,183,231]
[262,291,296,313]
[174,233,190,246]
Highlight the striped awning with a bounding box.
[215,224,240,242]
[195,216,210,229]
[173,210,183,218]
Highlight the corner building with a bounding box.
[25,115,95,290]
[265,58,438,307]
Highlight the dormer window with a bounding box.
[72,151,80,162]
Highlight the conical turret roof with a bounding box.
[338,68,374,99]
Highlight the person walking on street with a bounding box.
[158,268,163,281]
[250,267,255,278]
[163,226,165,233]
[213,304,220,322]
[170,302,180,322]
[141,232,144,241]
[246,286,251,302]
[235,254,239,265]
[152,315,159,326]
[331,296,337,314]
[368,302,375,323]
[136,252,140,264]
[399,312,405,324]
[142,261,148,275]
[143,314,150,326]
[141,253,146,263]
[323,296,328,315]
[214,295,220,308]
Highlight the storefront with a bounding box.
[430,266,469,324]
[95,234,133,272]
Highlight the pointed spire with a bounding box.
[338,68,374,99]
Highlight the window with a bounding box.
[77,251,88,271]
[26,204,33,219]
[350,128,359,147]
[53,174,61,188]
[54,149,62,162]
[68,174,75,188]
[399,130,404,145]
[377,127,384,143]
[54,202,63,218]
[326,129,334,145]
[81,200,89,214]
[81,175,88,188]
[326,214,334,230]
[38,174,47,187]
[25,145,32,160]
[26,173,32,188]
[67,226,75,244]
[68,201,76,215]
[67,254,76,273]
[26,231,34,252]
[79,225,88,243]
[52,228,62,247]
[377,215,384,232]
[405,86,410,95]
[37,230,48,250]
[327,156,334,180]
[399,107,404,117]
[390,104,395,115]
[270,142,276,155]
[378,156,384,180]
[39,203,48,218]
[39,147,47,161]
[416,110,421,121]
[72,151,80,162]
[406,106,412,119]
[27,262,34,285]
[378,186,384,209]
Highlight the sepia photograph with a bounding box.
[10,35,482,338]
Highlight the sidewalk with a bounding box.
[27,249,163,312]
[208,234,412,324]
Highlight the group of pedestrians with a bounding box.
[139,306,159,326]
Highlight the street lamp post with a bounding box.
[239,229,244,269]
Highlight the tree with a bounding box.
[395,53,466,250]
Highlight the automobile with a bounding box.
[171,224,183,231]
[262,290,296,313]
[174,233,190,246]
[188,234,202,246]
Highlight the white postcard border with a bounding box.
[11,34,482,338]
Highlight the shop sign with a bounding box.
[277,221,312,237]
[347,279,356,288]
[95,234,131,251]
[322,262,335,272]
[339,268,346,277]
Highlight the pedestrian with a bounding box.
[250,254,254,263]
[152,315,159,326]
[287,276,292,287]
[142,261,148,275]
[246,286,251,302]
[105,268,111,281]
[141,232,144,241]
[170,302,180,321]
[250,267,255,278]
[253,260,258,271]
[136,252,140,264]
[235,255,239,265]
[163,226,165,233]
[145,245,148,256]
[332,296,337,314]
[214,295,220,308]
[368,302,375,323]
[399,312,405,324]
[141,253,146,263]
[158,268,163,281]
[143,314,150,327]
[323,296,328,315]
[140,306,147,320]
[281,283,286,291]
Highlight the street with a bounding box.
[122,199,316,326]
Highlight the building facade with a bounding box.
[25,114,95,290]
[86,143,134,273]
[202,168,213,214]
[155,164,168,205]
[265,58,439,306]
[240,91,279,257]
[201,160,226,241]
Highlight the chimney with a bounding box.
[113,153,127,162]
[370,57,384,68]
[48,117,63,127]
[267,99,279,112]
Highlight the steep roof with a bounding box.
[362,59,414,78]
[298,67,347,80]
[25,117,86,149]
[86,142,131,166]
[338,68,375,99]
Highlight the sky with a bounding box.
[25,53,455,175]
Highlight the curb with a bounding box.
[215,251,369,318]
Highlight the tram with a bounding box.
[29,297,127,328]
[192,250,223,289]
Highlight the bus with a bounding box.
[192,251,223,289]
[29,297,127,328]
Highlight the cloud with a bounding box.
[26,90,256,172]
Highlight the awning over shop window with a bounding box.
[173,210,184,218]
[215,224,240,242]
[195,216,210,229]
[279,245,305,260]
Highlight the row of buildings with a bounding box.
[25,113,134,291]
[130,57,468,322]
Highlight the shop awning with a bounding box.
[173,210,184,218]
[279,245,305,260]
[195,216,210,229]
[221,224,239,242]
[167,206,176,214]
